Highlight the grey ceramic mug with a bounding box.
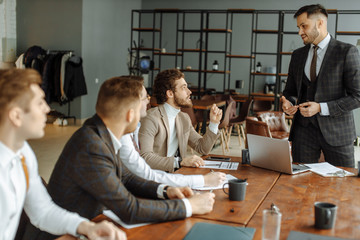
[314,202,337,229]
[223,179,247,201]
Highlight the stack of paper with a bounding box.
[304,162,355,177]
[200,160,239,170]
[192,174,238,191]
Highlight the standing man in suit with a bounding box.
[0,69,125,240]
[139,69,223,172]
[281,4,360,167]
[36,76,215,239]
[119,76,226,187]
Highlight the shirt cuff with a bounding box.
[208,122,219,134]
[70,217,88,237]
[174,157,180,169]
[191,175,205,188]
[319,102,329,116]
[157,184,167,199]
[181,198,192,217]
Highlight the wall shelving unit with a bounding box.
[130,8,360,109]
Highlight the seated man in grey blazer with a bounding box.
[36,76,215,239]
[139,69,223,172]
[119,76,226,188]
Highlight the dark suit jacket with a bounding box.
[46,114,187,223]
[139,104,218,172]
[283,37,360,146]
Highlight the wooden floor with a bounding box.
[28,123,360,182]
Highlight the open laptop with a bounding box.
[247,134,310,174]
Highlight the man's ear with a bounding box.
[166,89,174,99]
[125,108,135,123]
[8,107,23,127]
[316,18,323,29]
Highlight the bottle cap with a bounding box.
[270,203,280,214]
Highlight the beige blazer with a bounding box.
[139,104,219,172]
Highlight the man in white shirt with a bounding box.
[0,69,125,240]
[119,76,226,188]
[139,69,223,172]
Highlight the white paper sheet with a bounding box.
[103,210,151,229]
[304,162,355,177]
[192,174,238,191]
[200,160,239,170]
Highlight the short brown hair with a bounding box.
[294,4,328,19]
[153,69,184,104]
[0,69,42,124]
[120,75,144,84]
[95,76,142,118]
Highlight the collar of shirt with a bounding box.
[0,141,24,169]
[107,128,122,155]
[133,122,141,138]
[312,33,331,50]
[164,102,180,119]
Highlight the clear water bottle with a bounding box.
[262,203,281,240]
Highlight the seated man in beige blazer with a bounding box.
[139,69,222,172]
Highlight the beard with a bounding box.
[303,25,320,45]
[174,94,193,108]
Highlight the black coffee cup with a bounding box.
[314,202,337,229]
[223,179,248,201]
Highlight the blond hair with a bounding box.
[0,69,42,124]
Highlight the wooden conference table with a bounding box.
[58,156,360,240]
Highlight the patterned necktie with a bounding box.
[310,45,319,82]
[131,134,140,153]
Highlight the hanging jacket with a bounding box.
[63,56,87,103]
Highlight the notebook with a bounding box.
[247,134,310,174]
[287,231,347,240]
[183,222,255,240]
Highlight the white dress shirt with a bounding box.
[107,128,192,217]
[0,141,86,240]
[304,33,331,115]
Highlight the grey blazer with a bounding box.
[139,104,219,172]
[46,114,187,223]
[283,37,360,146]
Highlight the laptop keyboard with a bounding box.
[292,164,310,171]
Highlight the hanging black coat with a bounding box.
[63,56,87,103]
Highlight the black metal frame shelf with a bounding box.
[336,31,360,36]
[153,52,183,56]
[132,28,161,32]
[226,55,254,58]
[252,29,279,34]
[129,8,360,103]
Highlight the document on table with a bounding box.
[193,174,238,191]
[103,210,151,229]
[304,162,355,177]
[200,160,239,170]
